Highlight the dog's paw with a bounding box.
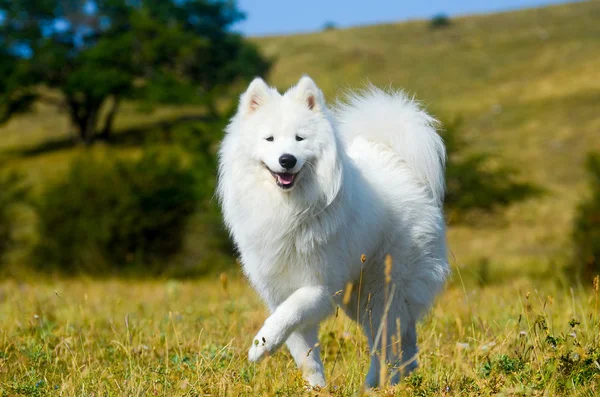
[248,338,268,362]
[304,371,326,388]
[247,324,281,362]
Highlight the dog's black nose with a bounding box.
[279,154,297,170]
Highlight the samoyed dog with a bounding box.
[217,76,449,388]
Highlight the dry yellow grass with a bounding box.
[0,271,599,395]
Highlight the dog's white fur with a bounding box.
[217,76,449,388]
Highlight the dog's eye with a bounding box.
[295,135,304,142]
[265,136,274,142]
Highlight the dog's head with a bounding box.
[227,76,343,204]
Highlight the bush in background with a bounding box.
[573,152,600,277]
[0,171,28,264]
[166,120,235,276]
[323,21,337,31]
[430,14,451,29]
[443,118,541,222]
[34,148,198,275]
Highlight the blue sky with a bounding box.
[235,0,582,36]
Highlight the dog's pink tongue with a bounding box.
[277,173,294,185]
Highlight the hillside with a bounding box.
[255,1,600,269]
[1,1,599,272]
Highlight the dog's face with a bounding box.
[251,102,312,191]
[232,76,341,198]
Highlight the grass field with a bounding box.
[1,1,600,395]
[1,275,599,395]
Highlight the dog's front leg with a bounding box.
[248,285,333,362]
[286,327,326,387]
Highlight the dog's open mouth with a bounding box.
[268,169,297,189]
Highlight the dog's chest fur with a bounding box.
[234,198,354,301]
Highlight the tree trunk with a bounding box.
[99,96,120,141]
[66,95,103,145]
[82,107,99,145]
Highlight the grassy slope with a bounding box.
[1,2,600,395]
[256,1,600,268]
[0,1,598,269]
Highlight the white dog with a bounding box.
[217,76,449,388]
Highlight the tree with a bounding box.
[430,13,451,29]
[443,118,540,221]
[0,0,270,144]
[322,21,337,31]
[0,45,37,124]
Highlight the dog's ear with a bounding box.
[240,78,272,116]
[293,75,325,112]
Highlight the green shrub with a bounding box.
[430,14,451,29]
[0,170,28,264]
[443,118,541,221]
[34,148,198,275]
[167,120,235,275]
[323,21,337,31]
[573,152,600,276]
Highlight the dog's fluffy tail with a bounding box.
[335,85,446,205]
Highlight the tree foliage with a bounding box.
[443,118,540,221]
[430,14,451,29]
[0,0,270,143]
[0,46,37,124]
[34,148,199,274]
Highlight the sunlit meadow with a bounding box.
[1,1,600,395]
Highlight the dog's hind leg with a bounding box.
[400,318,418,376]
[286,327,326,387]
[362,290,409,388]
